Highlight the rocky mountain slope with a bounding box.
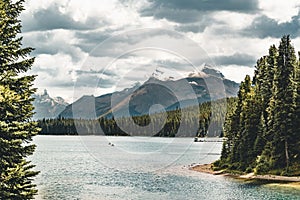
[59,67,239,119]
[32,90,69,120]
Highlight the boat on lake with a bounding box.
[194,137,226,142]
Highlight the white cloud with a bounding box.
[212,11,257,30]
[32,53,81,86]
[216,65,255,83]
[186,30,277,60]
[19,0,300,102]
[258,0,300,23]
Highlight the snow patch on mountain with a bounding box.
[33,89,69,120]
[149,65,225,82]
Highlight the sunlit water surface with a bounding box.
[30,136,300,200]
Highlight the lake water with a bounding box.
[31,136,300,200]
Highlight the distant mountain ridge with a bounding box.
[59,67,239,119]
[33,90,69,120]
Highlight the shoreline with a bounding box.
[190,163,300,189]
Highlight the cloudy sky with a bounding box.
[20,0,300,102]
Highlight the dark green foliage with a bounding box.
[267,35,297,171]
[0,0,39,198]
[38,99,234,137]
[292,52,300,164]
[215,36,300,176]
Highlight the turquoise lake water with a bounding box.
[30,136,300,200]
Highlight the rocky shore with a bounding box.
[190,163,300,189]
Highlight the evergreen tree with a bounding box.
[216,36,300,176]
[237,85,261,171]
[219,99,238,163]
[290,52,300,166]
[229,75,252,166]
[254,111,266,156]
[253,46,278,156]
[266,35,297,173]
[0,0,39,198]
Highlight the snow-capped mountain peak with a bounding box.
[32,90,69,120]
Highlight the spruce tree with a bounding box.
[220,75,253,169]
[253,47,278,157]
[290,52,300,166]
[265,35,297,173]
[239,86,262,171]
[254,111,266,156]
[216,36,300,175]
[219,98,238,166]
[0,0,39,198]
[255,46,278,133]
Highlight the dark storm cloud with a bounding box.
[74,30,111,53]
[174,16,216,33]
[140,0,259,23]
[148,0,258,12]
[241,13,300,39]
[22,4,107,32]
[212,53,256,67]
[23,32,57,55]
[144,8,205,23]
[22,31,83,62]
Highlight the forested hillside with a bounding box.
[214,36,300,176]
[38,98,236,137]
[36,35,299,176]
[58,67,239,120]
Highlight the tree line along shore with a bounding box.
[37,98,234,137]
[36,36,300,178]
[1,0,299,199]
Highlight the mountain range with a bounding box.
[57,67,239,119]
[32,90,69,120]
